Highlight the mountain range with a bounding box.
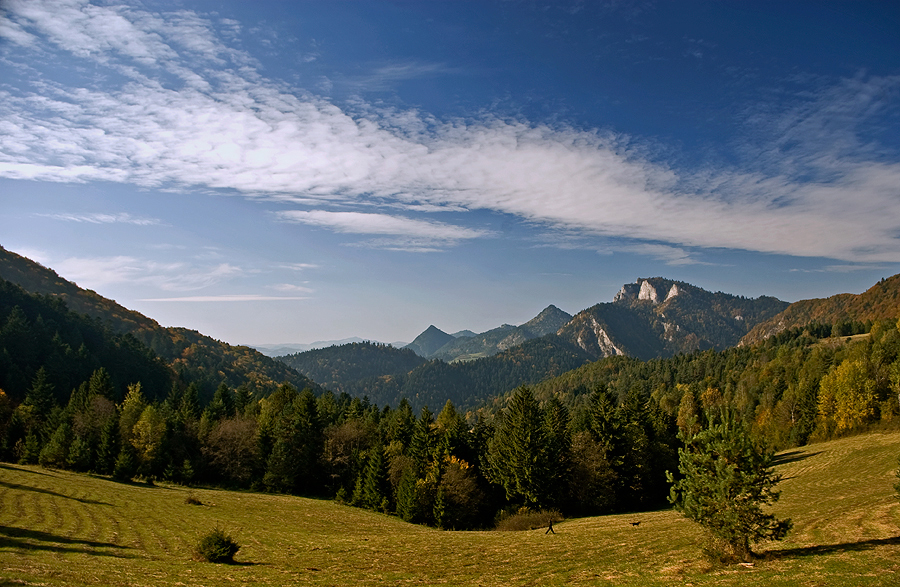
[3,244,900,413]
[401,278,787,363]
[279,277,791,409]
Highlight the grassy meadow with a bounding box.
[2,431,899,586]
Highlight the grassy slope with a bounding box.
[1,431,899,586]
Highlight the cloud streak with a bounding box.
[39,212,160,225]
[138,294,309,302]
[1,1,899,263]
[51,254,243,292]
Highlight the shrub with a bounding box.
[495,508,562,532]
[195,527,240,563]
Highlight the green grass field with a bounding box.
[2,431,899,586]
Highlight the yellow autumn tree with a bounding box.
[818,359,876,432]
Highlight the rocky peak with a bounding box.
[639,280,660,303]
[615,278,682,306]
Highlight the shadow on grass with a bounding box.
[765,535,900,560]
[0,479,111,505]
[771,450,821,466]
[0,525,133,557]
[0,462,56,477]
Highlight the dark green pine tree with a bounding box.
[38,420,72,469]
[179,383,201,423]
[24,367,56,425]
[233,384,251,416]
[95,414,120,475]
[486,386,550,509]
[353,444,388,511]
[209,382,235,421]
[395,465,420,522]
[263,389,322,495]
[668,416,792,562]
[387,398,415,450]
[543,395,571,508]
[88,368,115,401]
[408,407,435,475]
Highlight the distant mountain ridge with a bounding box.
[740,274,900,345]
[404,325,456,357]
[276,278,789,410]
[406,305,574,362]
[0,246,317,397]
[251,338,408,357]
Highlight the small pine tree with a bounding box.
[38,421,71,469]
[396,465,419,522]
[113,444,138,481]
[18,432,41,465]
[67,435,93,472]
[95,416,120,475]
[668,416,792,562]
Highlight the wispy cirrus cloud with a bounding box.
[277,210,488,251]
[138,294,310,302]
[1,1,898,263]
[51,254,243,291]
[38,212,160,225]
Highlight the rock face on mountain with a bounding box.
[558,278,789,360]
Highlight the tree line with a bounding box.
[0,365,677,529]
[2,271,899,531]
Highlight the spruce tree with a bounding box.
[667,416,792,562]
[486,386,550,509]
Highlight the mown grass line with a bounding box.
[1,431,899,586]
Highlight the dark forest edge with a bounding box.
[2,270,899,530]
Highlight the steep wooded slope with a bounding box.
[741,274,900,345]
[0,246,316,396]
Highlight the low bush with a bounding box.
[495,508,562,531]
[195,526,240,563]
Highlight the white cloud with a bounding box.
[1,2,899,263]
[51,255,243,292]
[276,210,489,252]
[38,212,160,225]
[278,210,486,240]
[138,294,309,302]
[270,283,313,293]
[278,262,319,271]
[615,243,711,266]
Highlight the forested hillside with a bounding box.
[11,316,898,532]
[278,342,427,391]
[0,247,316,398]
[0,279,171,406]
[426,305,573,362]
[280,335,591,411]
[524,318,900,450]
[741,274,900,344]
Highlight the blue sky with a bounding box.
[1,1,899,347]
